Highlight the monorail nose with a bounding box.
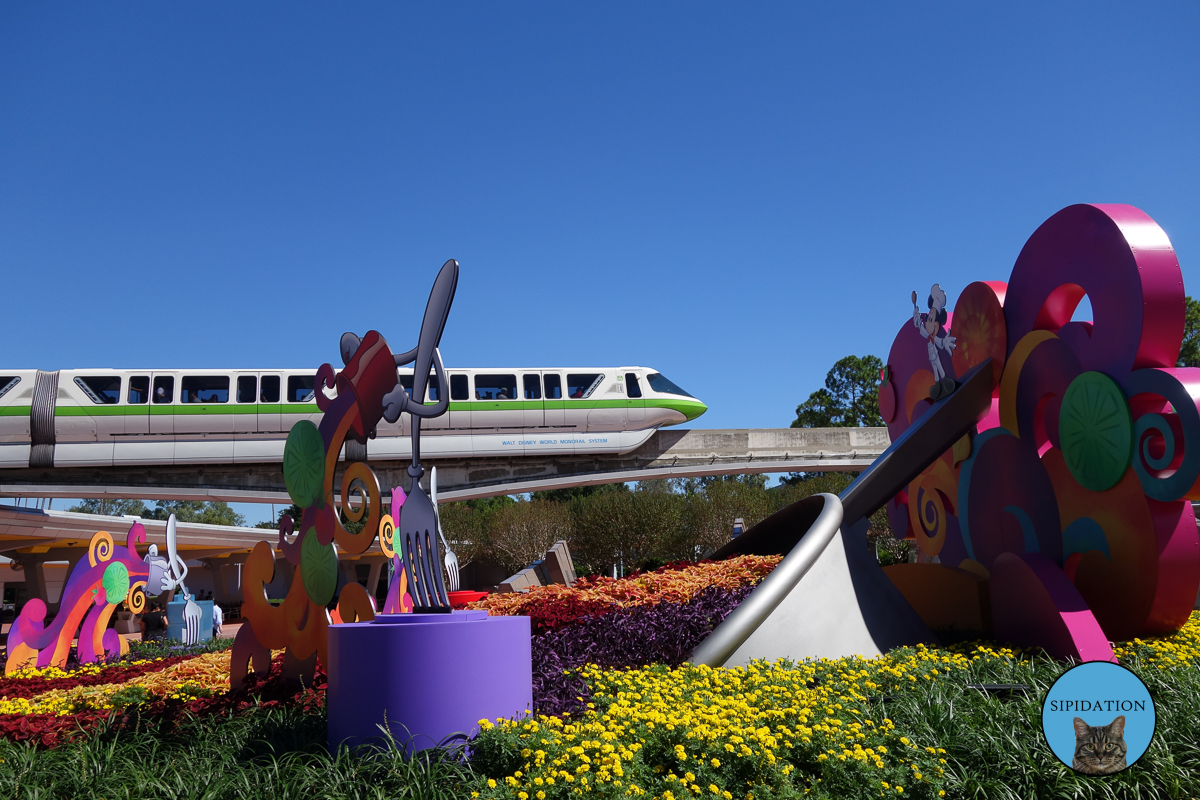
[683,400,708,422]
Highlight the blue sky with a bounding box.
[2,3,1198,523]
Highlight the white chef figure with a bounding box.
[912,284,957,400]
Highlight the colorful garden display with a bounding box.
[6,206,1200,798]
[880,203,1200,662]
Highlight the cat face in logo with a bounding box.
[1072,715,1127,775]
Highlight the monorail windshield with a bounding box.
[647,373,694,398]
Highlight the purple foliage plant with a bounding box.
[532,584,754,716]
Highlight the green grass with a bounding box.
[882,651,1200,800]
[0,704,472,800]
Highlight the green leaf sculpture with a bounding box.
[102,561,131,606]
[284,421,326,509]
[301,528,339,607]
[1060,371,1133,492]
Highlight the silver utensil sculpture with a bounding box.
[143,514,202,644]
[431,466,460,592]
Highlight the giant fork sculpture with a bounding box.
[378,260,458,611]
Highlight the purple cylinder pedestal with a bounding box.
[327,610,532,753]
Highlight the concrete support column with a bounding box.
[218,564,240,604]
[202,559,243,605]
[22,559,50,607]
[366,560,384,599]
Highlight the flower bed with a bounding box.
[0,655,202,702]
[0,651,233,716]
[0,647,325,746]
[469,556,781,632]
[470,556,781,715]
[472,645,972,800]
[1113,611,1200,665]
[472,614,1200,800]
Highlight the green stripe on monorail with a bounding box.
[0,405,31,417]
[49,398,707,421]
[55,403,321,416]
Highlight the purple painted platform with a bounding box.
[327,610,532,753]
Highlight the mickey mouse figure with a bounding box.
[912,284,957,400]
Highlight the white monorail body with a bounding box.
[0,368,707,468]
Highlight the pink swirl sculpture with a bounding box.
[881,204,1200,662]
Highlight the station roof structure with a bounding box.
[0,503,274,562]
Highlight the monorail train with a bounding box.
[0,366,707,468]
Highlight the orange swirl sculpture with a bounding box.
[230,331,408,688]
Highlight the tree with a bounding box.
[463,495,518,515]
[777,472,854,491]
[140,501,246,527]
[485,499,574,576]
[791,355,884,429]
[257,504,304,529]
[68,498,148,517]
[1178,296,1200,367]
[530,483,629,503]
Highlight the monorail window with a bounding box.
[399,375,414,397]
[237,376,257,403]
[182,376,229,403]
[153,376,174,403]
[543,374,562,400]
[260,376,280,403]
[427,375,440,402]
[523,375,541,400]
[450,374,469,401]
[646,373,694,398]
[287,375,315,403]
[625,373,643,398]
[0,376,21,400]
[567,373,604,399]
[128,376,150,404]
[75,376,121,404]
[475,374,517,400]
